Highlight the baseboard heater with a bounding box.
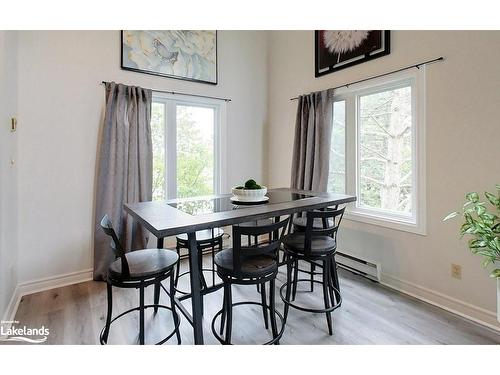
[335,251,381,282]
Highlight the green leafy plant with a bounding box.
[234,179,263,190]
[444,185,500,278]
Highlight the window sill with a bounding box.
[343,210,427,236]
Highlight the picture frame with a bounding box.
[315,30,390,77]
[121,30,218,85]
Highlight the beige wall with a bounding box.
[267,31,500,327]
[0,31,19,319]
[15,31,268,283]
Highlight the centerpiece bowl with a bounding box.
[231,186,268,202]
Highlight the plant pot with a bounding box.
[231,186,268,201]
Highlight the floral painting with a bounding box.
[121,30,217,84]
[315,30,390,77]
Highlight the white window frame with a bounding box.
[152,92,228,200]
[332,67,426,235]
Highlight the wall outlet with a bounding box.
[451,263,462,279]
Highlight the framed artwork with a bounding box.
[315,31,390,77]
[121,30,217,85]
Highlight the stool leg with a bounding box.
[153,282,161,314]
[322,260,333,335]
[269,279,279,344]
[102,281,113,344]
[224,283,233,344]
[283,255,292,323]
[327,258,337,309]
[211,241,216,286]
[260,281,269,329]
[170,272,182,345]
[139,284,145,344]
[198,246,208,289]
[310,262,315,292]
[292,259,299,301]
[331,257,341,298]
[174,245,181,287]
[220,283,227,335]
[197,246,206,316]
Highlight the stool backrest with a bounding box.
[304,207,345,254]
[100,215,130,278]
[232,217,290,278]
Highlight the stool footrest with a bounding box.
[280,279,342,314]
[211,301,285,345]
[100,304,181,345]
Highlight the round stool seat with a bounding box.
[109,248,179,280]
[215,249,277,278]
[283,233,337,256]
[176,228,224,243]
[293,216,333,230]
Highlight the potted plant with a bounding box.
[444,185,500,322]
[231,179,268,202]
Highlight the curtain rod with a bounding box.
[290,56,444,101]
[100,81,231,102]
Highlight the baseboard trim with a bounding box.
[2,285,20,324]
[2,268,93,324]
[380,272,500,332]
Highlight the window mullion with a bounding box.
[345,94,357,199]
[166,101,177,199]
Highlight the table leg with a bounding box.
[187,231,204,344]
[155,237,164,314]
[157,237,164,249]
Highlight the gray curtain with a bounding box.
[93,82,153,281]
[290,89,334,192]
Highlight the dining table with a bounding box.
[124,187,356,344]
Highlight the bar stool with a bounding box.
[211,217,290,345]
[174,228,225,293]
[99,215,181,345]
[291,206,338,292]
[239,218,275,293]
[280,207,345,335]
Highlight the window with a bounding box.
[328,69,426,234]
[151,94,227,200]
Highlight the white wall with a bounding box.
[0,31,19,319]
[16,31,268,283]
[9,30,500,329]
[267,31,500,327]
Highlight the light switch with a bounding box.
[10,118,16,132]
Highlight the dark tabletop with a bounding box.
[124,187,356,238]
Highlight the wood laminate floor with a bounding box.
[8,258,500,345]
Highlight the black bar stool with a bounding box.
[239,218,275,293]
[211,217,290,345]
[291,205,338,292]
[174,228,225,292]
[99,215,181,345]
[280,207,345,335]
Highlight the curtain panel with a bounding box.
[290,89,334,192]
[93,82,153,281]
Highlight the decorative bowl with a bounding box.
[231,186,268,201]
